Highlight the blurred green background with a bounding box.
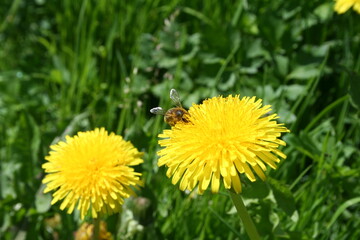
[1,0,360,239]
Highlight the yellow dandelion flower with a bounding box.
[157,95,289,194]
[42,128,143,220]
[334,0,360,14]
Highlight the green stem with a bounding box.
[93,217,100,240]
[229,190,261,240]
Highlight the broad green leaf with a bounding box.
[35,185,52,213]
[287,64,321,80]
[268,178,296,216]
[242,180,270,199]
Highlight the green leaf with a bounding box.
[287,64,320,80]
[327,197,360,230]
[275,54,289,77]
[35,185,52,213]
[268,178,296,216]
[314,2,333,22]
[348,72,360,109]
[1,162,21,199]
[242,180,270,199]
[284,84,306,101]
[285,132,322,159]
[218,73,236,91]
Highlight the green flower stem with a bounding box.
[93,217,100,240]
[229,190,261,240]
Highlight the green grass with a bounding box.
[1,0,360,239]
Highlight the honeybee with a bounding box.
[150,89,190,126]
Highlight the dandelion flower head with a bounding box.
[42,128,143,219]
[157,95,289,194]
[334,0,360,14]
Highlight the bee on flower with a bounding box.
[150,89,190,126]
[152,91,289,194]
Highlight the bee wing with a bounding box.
[150,107,166,115]
[170,89,182,107]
